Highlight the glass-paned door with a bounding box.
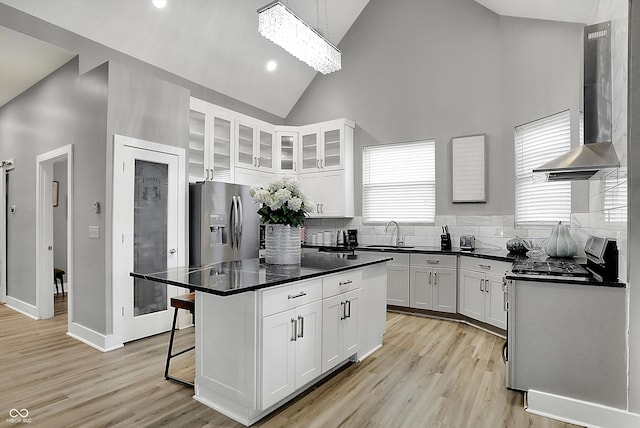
[278,132,297,173]
[300,127,319,172]
[133,160,169,316]
[188,109,207,182]
[258,129,274,171]
[236,123,255,167]
[115,142,180,343]
[212,115,233,182]
[322,128,342,169]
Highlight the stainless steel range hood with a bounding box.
[533,21,620,181]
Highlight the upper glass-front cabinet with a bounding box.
[276,130,298,174]
[188,98,234,183]
[299,120,350,173]
[234,119,275,173]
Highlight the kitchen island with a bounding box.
[131,252,392,426]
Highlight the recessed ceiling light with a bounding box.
[152,0,167,9]
[266,60,277,72]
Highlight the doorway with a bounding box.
[52,160,69,317]
[112,135,186,344]
[35,145,73,324]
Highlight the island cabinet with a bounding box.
[458,256,511,329]
[193,262,387,426]
[261,280,323,409]
[321,270,362,373]
[409,254,457,313]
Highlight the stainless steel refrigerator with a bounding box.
[189,181,260,267]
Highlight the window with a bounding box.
[363,140,435,224]
[603,171,627,223]
[515,111,571,226]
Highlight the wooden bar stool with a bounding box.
[54,268,65,296]
[164,292,195,388]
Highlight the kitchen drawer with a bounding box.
[322,270,362,298]
[409,254,456,269]
[459,256,512,275]
[262,278,322,317]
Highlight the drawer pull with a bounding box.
[288,291,307,300]
[339,280,353,286]
[426,259,440,264]
[479,264,491,269]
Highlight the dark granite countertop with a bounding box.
[130,252,393,296]
[305,243,529,262]
[505,271,626,288]
[305,244,625,288]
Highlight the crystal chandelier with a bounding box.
[258,1,341,75]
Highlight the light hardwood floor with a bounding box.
[0,297,579,428]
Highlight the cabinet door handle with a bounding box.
[426,259,440,264]
[479,264,491,270]
[428,271,432,285]
[320,203,324,213]
[293,161,296,171]
[287,291,307,299]
[486,280,490,293]
[297,315,304,338]
[339,280,352,286]
[346,300,351,318]
[480,279,484,292]
[257,157,261,168]
[316,159,320,169]
[434,272,438,285]
[321,159,324,169]
[340,301,346,320]
[291,318,297,341]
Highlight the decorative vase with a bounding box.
[265,224,301,265]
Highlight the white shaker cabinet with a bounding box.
[261,299,322,409]
[385,253,410,306]
[321,270,362,373]
[409,254,457,313]
[458,257,511,329]
[299,170,352,217]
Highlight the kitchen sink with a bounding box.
[365,245,414,249]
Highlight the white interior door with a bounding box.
[114,142,181,343]
[0,165,6,303]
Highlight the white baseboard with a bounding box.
[67,322,124,352]
[527,389,640,428]
[5,296,38,319]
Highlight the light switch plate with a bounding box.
[89,226,100,239]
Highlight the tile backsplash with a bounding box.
[304,214,591,257]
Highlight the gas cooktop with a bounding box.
[511,259,591,277]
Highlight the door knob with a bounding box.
[169,248,177,254]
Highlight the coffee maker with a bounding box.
[346,229,358,247]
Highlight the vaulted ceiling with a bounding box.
[0,0,597,117]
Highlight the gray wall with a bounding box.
[286,0,585,218]
[0,58,109,332]
[0,2,284,126]
[53,161,67,275]
[628,0,639,413]
[104,60,190,335]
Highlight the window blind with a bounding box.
[515,111,571,226]
[363,140,435,224]
[604,172,627,223]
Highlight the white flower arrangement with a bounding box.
[249,176,313,226]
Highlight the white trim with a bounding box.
[0,165,6,304]
[4,295,38,319]
[67,322,124,352]
[111,134,187,344]
[527,389,640,428]
[35,145,74,324]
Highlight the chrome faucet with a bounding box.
[384,220,404,247]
